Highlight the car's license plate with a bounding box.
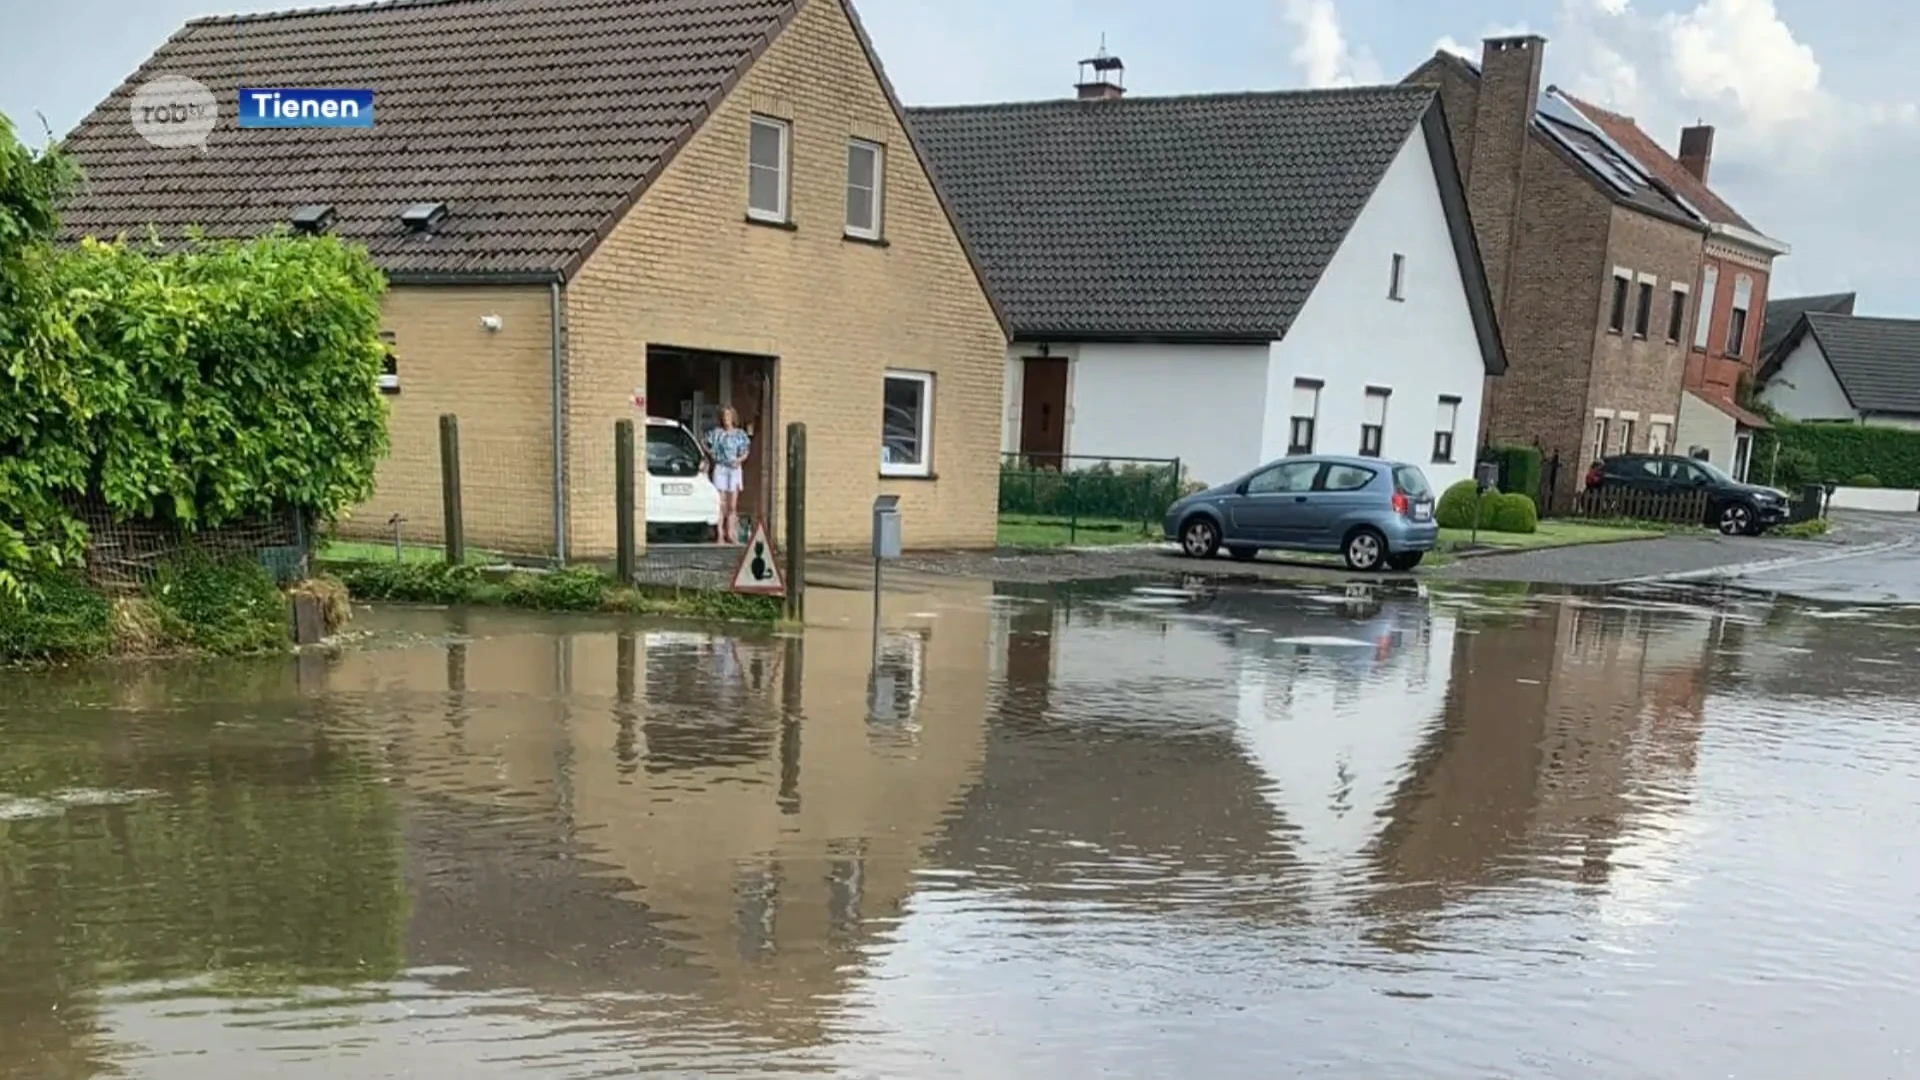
[1412,502,1433,521]
[662,483,693,496]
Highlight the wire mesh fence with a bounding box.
[74,498,309,594]
[998,453,1186,546]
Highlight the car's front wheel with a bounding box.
[1180,516,1222,559]
[1716,501,1757,536]
[1343,527,1387,572]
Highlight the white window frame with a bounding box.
[1388,253,1406,301]
[1727,273,1754,358]
[1360,386,1391,458]
[747,115,790,224]
[1694,264,1719,350]
[1433,395,1460,464]
[845,138,884,240]
[1289,379,1320,455]
[1648,421,1672,455]
[880,369,934,478]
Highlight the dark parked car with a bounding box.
[1163,455,1437,571]
[1586,454,1790,535]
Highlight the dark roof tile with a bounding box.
[907,87,1436,339]
[1804,313,1920,416]
[1761,291,1856,361]
[57,0,796,277]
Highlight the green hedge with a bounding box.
[999,460,1186,522]
[149,551,292,655]
[1754,422,1920,489]
[1483,444,1543,500]
[1436,480,1482,529]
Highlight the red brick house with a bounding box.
[1407,37,1738,505]
[1564,99,1789,480]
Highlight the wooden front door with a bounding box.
[1020,357,1068,466]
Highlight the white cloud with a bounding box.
[1280,0,1379,88]
[1433,24,1536,65]
[1544,0,1919,301]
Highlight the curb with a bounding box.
[1602,537,1914,586]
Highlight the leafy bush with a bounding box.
[2,112,389,597]
[0,572,112,662]
[1774,518,1832,539]
[337,562,483,604]
[1848,473,1882,488]
[1485,492,1539,534]
[502,567,609,611]
[1435,480,1484,529]
[1755,422,1920,489]
[999,459,1185,522]
[149,550,289,654]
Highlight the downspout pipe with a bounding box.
[550,280,568,563]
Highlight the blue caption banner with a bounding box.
[238,88,374,128]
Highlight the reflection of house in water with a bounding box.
[1365,597,1716,932]
[317,581,993,1053]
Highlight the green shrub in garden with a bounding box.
[149,551,289,655]
[1848,473,1881,488]
[1435,480,1483,529]
[502,567,609,611]
[1485,492,1539,534]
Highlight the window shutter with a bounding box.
[1292,382,1318,417]
[1694,265,1719,349]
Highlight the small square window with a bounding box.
[846,139,884,240]
[1633,281,1654,339]
[748,116,789,223]
[881,370,933,477]
[1388,253,1406,301]
[378,330,399,394]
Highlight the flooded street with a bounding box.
[4,579,1919,1078]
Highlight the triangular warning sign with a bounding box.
[729,522,786,595]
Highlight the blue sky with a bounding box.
[2,0,1911,307]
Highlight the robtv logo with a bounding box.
[238,88,374,128]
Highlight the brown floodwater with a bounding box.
[3,578,1918,1078]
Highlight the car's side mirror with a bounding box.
[1235,481,1250,496]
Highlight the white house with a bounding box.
[910,65,1507,492]
[1759,313,1920,430]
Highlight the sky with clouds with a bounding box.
[1,0,1911,309]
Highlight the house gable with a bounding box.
[1760,332,1858,421]
[1266,121,1491,491]
[561,0,1007,552]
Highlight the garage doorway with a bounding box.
[645,345,777,544]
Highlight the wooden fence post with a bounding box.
[439,414,464,566]
[614,419,636,584]
[784,422,807,622]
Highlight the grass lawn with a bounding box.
[1439,519,1665,553]
[317,539,505,566]
[998,514,1158,548]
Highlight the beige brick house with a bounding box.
[58,0,1007,558]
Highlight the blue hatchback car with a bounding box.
[1163,455,1439,571]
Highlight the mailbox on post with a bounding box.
[872,494,902,560]
[869,495,901,671]
[1474,461,1500,493]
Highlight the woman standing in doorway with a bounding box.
[706,407,751,544]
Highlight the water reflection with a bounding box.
[3,579,1919,1077]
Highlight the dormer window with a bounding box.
[290,204,335,235]
[401,202,449,233]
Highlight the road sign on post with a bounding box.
[730,521,785,595]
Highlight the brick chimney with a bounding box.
[1075,45,1125,101]
[1678,124,1714,182]
[1467,34,1547,317]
